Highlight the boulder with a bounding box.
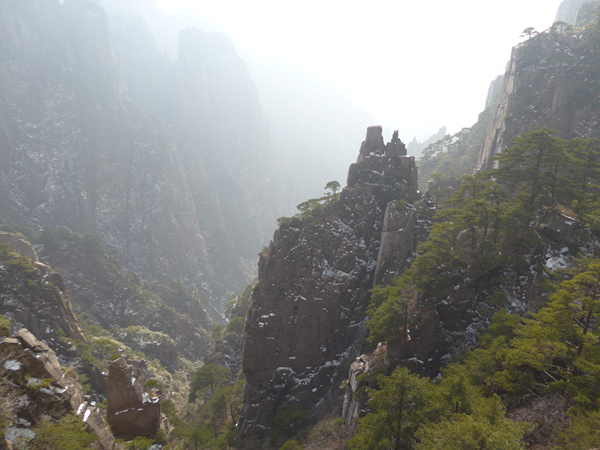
[2,328,114,449]
[106,357,160,438]
[538,214,580,246]
[14,328,62,381]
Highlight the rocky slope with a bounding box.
[0,240,85,351]
[33,227,213,370]
[239,127,419,439]
[477,2,600,171]
[1,326,114,448]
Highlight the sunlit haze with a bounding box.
[155,0,563,140]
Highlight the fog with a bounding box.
[151,0,563,141]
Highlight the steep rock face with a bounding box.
[0,0,214,297]
[106,15,282,298]
[0,242,85,351]
[477,22,600,172]
[374,201,418,287]
[239,127,418,437]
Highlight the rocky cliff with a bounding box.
[0,241,85,351]
[239,127,419,439]
[106,15,284,296]
[1,326,114,448]
[0,0,218,301]
[477,6,600,171]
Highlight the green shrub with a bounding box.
[30,414,97,449]
[271,401,310,444]
[0,314,13,337]
[154,428,169,445]
[126,436,154,449]
[280,439,304,449]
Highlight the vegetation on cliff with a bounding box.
[418,103,495,191]
[356,128,600,448]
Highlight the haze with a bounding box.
[154,0,562,141]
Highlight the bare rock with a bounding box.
[106,357,160,438]
[14,328,63,381]
[348,127,418,204]
[342,352,380,433]
[0,245,86,350]
[239,128,420,437]
[537,213,580,246]
[476,25,600,173]
[374,200,418,286]
[2,327,114,449]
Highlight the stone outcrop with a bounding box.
[374,201,418,287]
[239,127,419,438]
[476,19,600,172]
[1,327,114,449]
[106,357,161,438]
[0,242,86,350]
[0,232,38,262]
[347,127,418,203]
[341,352,380,433]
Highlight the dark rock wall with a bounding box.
[0,242,85,349]
[239,127,419,436]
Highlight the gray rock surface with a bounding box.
[106,357,160,438]
[1,328,114,449]
[239,128,419,437]
[0,242,86,347]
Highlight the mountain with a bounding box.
[106,12,283,299]
[555,0,596,24]
[1,0,378,309]
[477,1,600,171]
[5,0,600,447]
[0,0,218,301]
[236,2,600,448]
[239,126,421,443]
[406,126,447,159]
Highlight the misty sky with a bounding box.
[155,0,563,141]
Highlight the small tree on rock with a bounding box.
[324,181,341,200]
